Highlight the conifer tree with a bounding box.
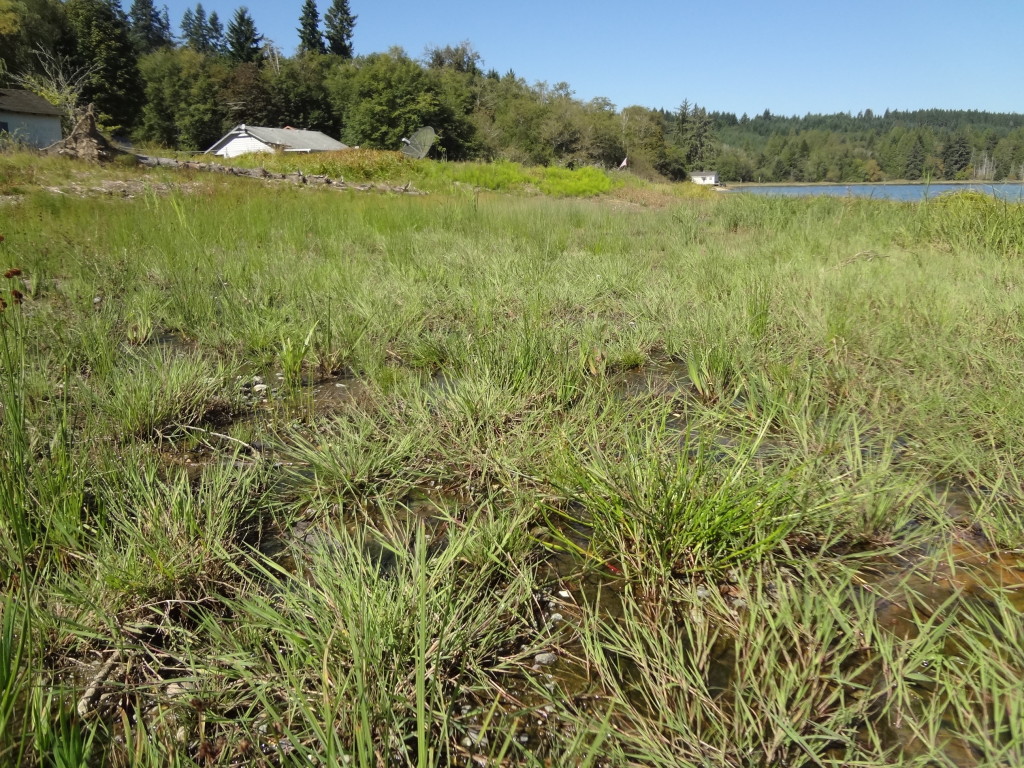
[297,0,325,54]
[128,0,173,52]
[207,10,224,53]
[323,0,355,58]
[226,6,262,64]
[63,0,144,129]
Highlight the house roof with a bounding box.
[689,170,718,176]
[206,124,347,153]
[0,88,63,117]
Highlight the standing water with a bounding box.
[733,182,1024,201]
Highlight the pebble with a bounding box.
[253,384,268,393]
[557,590,571,599]
[549,612,564,624]
[732,598,748,610]
[534,652,557,666]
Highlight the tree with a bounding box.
[226,6,262,63]
[206,10,223,52]
[11,48,97,131]
[63,0,144,130]
[296,0,324,54]
[179,3,222,53]
[128,0,173,53]
[138,46,228,148]
[941,133,972,179]
[425,41,480,74]
[323,0,354,58]
[329,50,439,150]
[0,0,72,78]
[0,0,20,36]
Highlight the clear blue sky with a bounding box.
[159,0,1024,116]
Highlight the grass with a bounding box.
[1,148,1024,765]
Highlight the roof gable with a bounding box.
[0,89,63,117]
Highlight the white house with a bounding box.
[205,124,348,158]
[689,170,720,186]
[0,89,63,148]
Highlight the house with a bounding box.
[0,89,63,148]
[689,170,720,186]
[205,124,348,159]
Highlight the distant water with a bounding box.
[736,182,1024,202]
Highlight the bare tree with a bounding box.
[12,48,100,133]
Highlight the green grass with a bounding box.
[2,150,1024,765]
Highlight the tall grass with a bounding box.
[2,151,1024,764]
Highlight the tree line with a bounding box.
[710,108,1024,182]
[2,0,1023,182]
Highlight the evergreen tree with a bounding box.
[180,3,224,53]
[297,0,325,54]
[226,6,262,64]
[128,0,172,52]
[180,6,195,43]
[941,133,972,179]
[323,0,355,58]
[63,0,144,130]
[207,10,224,53]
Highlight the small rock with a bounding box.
[695,586,711,600]
[549,612,564,624]
[253,384,268,393]
[557,590,571,599]
[732,598,748,610]
[534,652,557,666]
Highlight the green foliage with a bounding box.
[63,0,144,130]
[224,147,415,181]
[225,5,261,63]
[324,0,356,58]
[330,50,442,151]
[428,158,532,190]
[296,0,325,55]
[538,165,614,197]
[127,0,172,54]
[913,190,1024,257]
[138,47,228,149]
[4,152,1024,765]
[179,2,223,54]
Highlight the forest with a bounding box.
[3,0,1024,182]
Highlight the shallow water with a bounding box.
[736,182,1024,201]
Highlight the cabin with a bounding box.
[0,89,63,148]
[205,124,347,159]
[689,170,720,186]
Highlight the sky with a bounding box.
[158,0,1024,117]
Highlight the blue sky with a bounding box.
[159,0,1024,116]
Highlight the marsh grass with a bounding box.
[3,153,1024,764]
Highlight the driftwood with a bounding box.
[133,154,424,195]
[43,105,129,163]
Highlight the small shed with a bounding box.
[689,170,720,186]
[0,89,63,148]
[205,124,347,159]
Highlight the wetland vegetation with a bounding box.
[1,150,1024,766]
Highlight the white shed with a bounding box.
[205,124,348,159]
[0,89,63,148]
[689,170,720,186]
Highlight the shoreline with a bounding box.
[728,179,1022,188]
